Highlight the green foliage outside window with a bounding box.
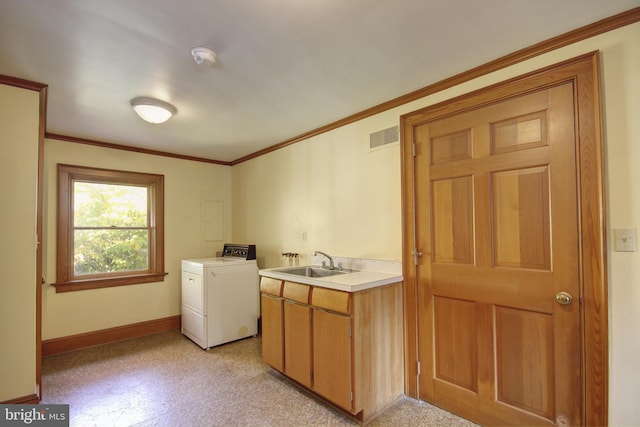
[73,182,149,275]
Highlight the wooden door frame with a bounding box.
[400,52,608,426]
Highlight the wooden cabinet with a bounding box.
[259,277,403,424]
[261,293,283,371]
[313,308,352,409]
[284,301,312,387]
[283,279,313,386]
[260,278,284,371]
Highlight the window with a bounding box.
[54,164,166,292]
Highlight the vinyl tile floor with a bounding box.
[41,330,478,427]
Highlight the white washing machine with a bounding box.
[181,244,259,349]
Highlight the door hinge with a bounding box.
[349,326,352,337]
[350,391,353,402]
[417,361,421,376]
[412,142,417,157]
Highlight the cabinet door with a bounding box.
[261,294,283,371]
[284,301,312,388]
[313,309,352,411]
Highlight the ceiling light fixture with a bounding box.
[191,47,217,66]
[129,97,177,124]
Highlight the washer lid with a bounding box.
[184,257,257,267]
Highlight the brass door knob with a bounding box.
[556,291,573,305]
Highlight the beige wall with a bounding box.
[232,116,403,269]
[602,24,640,426]
[42,140,232,339]
[232,23,640,425]
[0,84,39,401]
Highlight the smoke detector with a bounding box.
[191,47,217,66]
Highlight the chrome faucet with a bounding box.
[314,250,335,270]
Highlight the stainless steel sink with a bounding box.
[272,266,357,278]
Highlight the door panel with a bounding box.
[261,294,284,371]
[313,309,352,411]
[414,82,581,426]
[492,166,551,270]
[432,176,474,264]
[433,297,477,391]
[283,301,312,388]
[495,306,554,419]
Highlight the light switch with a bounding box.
[614,228,638,252]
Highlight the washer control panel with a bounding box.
[221,244,256,260]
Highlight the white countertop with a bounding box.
[259,257,403,292]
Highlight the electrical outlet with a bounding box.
[614,228,638,252]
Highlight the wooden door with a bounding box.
[283,301,312,387]
[411,81,581,425]
[313,309,352,411]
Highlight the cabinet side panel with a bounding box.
[353,283,404,417]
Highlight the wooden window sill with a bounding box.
[52,272,168,293]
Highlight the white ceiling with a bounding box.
[0,1,637,162]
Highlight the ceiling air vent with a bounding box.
[370,126,399,150]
